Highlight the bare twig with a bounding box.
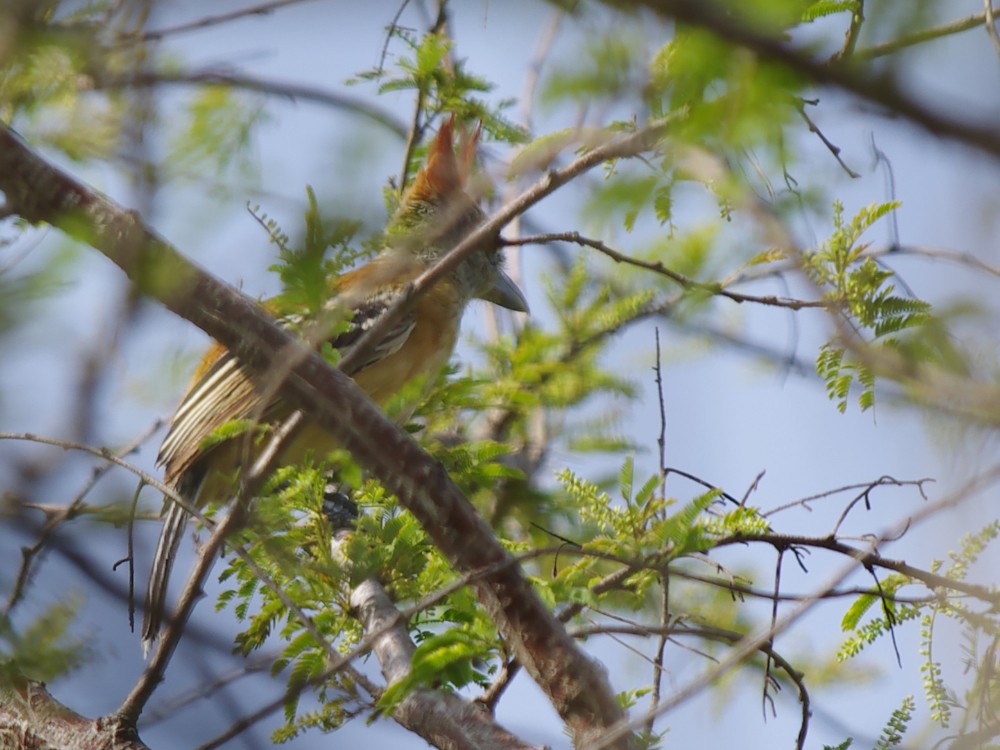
[93,70,408,137]
[3,420,161,615]
[796,100,860,178]
[764,476,933,519]
[136,0,320,42]
[762,550,783,720]
[141,653,275,725]
[378,0,413,75]
[828,0,864,63]
[475,657,519,712]
[647,329,670,737]
[985,0,1000,60]
[718,464,1000,608]
[646,570,670,737]
[0,431,210,530]
[505,231,829,310]
[572,623,812,750]
[669,567,938,606]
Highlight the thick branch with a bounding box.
[0,674,148,750]
[0,125,630,748]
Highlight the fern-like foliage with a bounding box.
[872,695,915,750]
[0,600,88,683]
[806,201,947,413]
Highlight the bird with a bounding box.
[141,116,527,651]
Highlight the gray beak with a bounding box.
[479,270,528,312]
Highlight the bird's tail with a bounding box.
[141,495,192,656]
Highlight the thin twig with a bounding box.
[136,0,319,42]
[378,0,413,75]
[828,0,865,63]
[761,550,783,721]
[985,0,1000,59]
[646,570,670,737]
[764,476,932,518]
[505,231,829,310]
[855,4,1000,59]
[93,70,408,137]
[3,421,162,615]
[572,623,812,750]
[141,653,276,725]
[796,100,860,178]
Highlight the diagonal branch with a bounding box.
[0,124,632,748]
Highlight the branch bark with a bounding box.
[0,674,148,750]
[0,124,631,748]
[351,578,543,750]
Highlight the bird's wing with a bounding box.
[157,285,416,484]
[328,285,416,375]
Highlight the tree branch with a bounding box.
[506,231,830,310]
[0,124,631,748]
[92,69,408,138]
[351,578,542,750]
[136,0,320,42]
[0,674,148,750]
[855,4,1000,60]
[631,0,1000,161]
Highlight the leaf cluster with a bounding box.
[0,600,87,684]
[806,201,958,413]
[838,521,1000,739]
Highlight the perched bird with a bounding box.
[142,117,527,650]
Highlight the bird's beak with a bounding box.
[480,270,528,312]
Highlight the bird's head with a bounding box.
[392,115,527,313]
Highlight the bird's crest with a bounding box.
[406,115,480,205]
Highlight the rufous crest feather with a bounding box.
[406,115,480,203]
